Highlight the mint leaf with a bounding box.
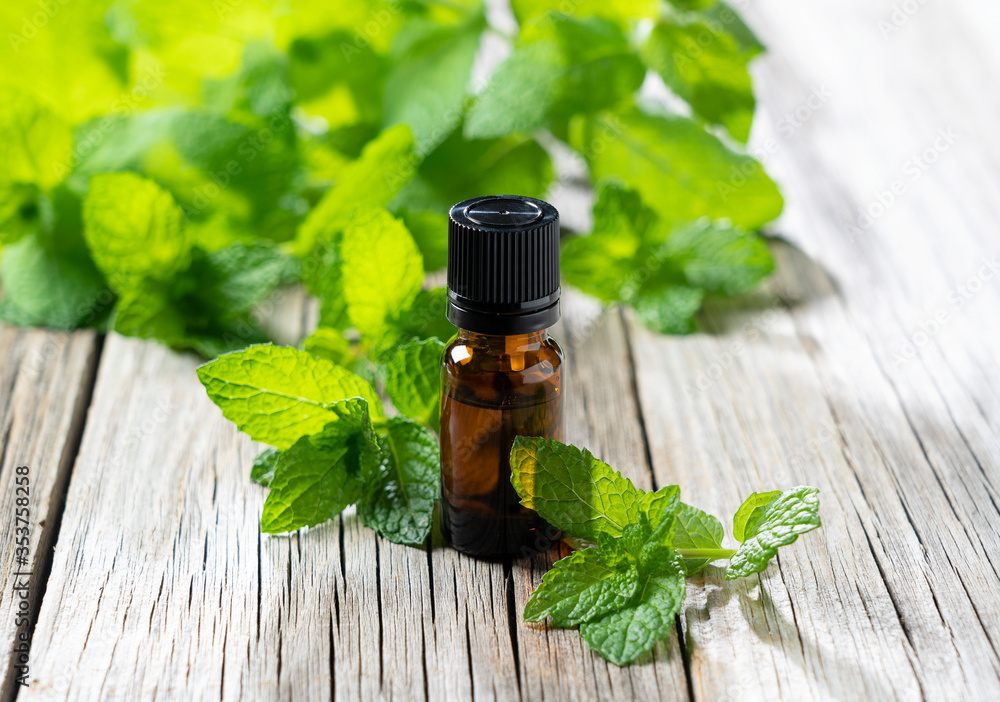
[643,17,756,142]
[732,490,782,543]
[251,448,280,487]
[395,287,457,346]
[0,87,73,188]
[465,14,644,139]
[561,182,774,334]
[579,570,687,666]
[341,209,423,339]
[113,280,187,342]
[464,42,562,139]
[631,286,705,334]
[0,233,106,330]
[697,2,765,56]
[383,13,484,154]
[671,503,726,575]
[260,403,372,533]
[0,1,127,124]
[82,172,188,293]
[294,124,416,255]
[360,417,440,546]
[524,548,640,628]
[570,107,783,230]
[510,0,659,27]
[0,184,46,246]
[303,327,352,366]
[398,209,449,272]
[393,132,553,215]
[384,337,446,429]
[510,437,644,542]
[185,242,299,317]
[663,220,774,297]
[726,487,822,580]
[639,485,681,526]
[197,344,384,450]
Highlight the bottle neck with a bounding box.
[456,328,549,354]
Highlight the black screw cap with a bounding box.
[447,195,560,335]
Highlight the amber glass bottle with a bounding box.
[440,195,564,558]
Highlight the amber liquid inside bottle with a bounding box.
[440,329,564,558]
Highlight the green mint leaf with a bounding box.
[82,172,188,293]
[341,209,424,340]
[562,182,773,334]
[643,17,756,142]
[697,3,766,56]
[510,437,644,542]
[0,232,106,330]
[631,286,705,335]
[384,337,446,430]
[0,87,72,189]
[302,327,352,366]
[671,502,726,575]
[359,417,440,546]
[0,1,127,125]
[465,14,644,139]
[663,220,774,297]
[570,107,783,230]
[524,547,640,628]
[394,287,456,346]
[251,448,280,487]
[398,209,449,272]
[579,570,687,666]
[383,13,484,154]
[185,242,300,318]
[294,124,416,255]
[464,41,562,139]
[197,344,384,450]
[260,403,373,533]
[639,485,681,527]
[560,182,657,303]
[732,490,782,543]
[113,280,186,342]
[510,0,659,28]
[203,41,294,120]
[0,184,46,246]
[726,486,822,580]
[393,132,553,215]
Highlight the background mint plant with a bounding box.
[1,0,782,351]
[1,0,787,545]
[510,437,821,665]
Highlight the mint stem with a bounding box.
[676,547,738,560]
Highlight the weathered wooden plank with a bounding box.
[0,327,98,700]
[22,293,309,701]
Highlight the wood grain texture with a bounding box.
[0,327,98,701]
[21,293,311,702]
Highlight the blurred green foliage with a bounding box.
[0,0,782,357]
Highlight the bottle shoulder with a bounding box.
[442,333,563,383]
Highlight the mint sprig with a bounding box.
[510,437,822,665]
[198,344,440,545]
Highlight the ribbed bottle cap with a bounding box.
[447,195,560,335]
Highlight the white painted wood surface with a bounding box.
[3,0,1000,699]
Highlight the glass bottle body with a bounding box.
[440,328,564,558]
